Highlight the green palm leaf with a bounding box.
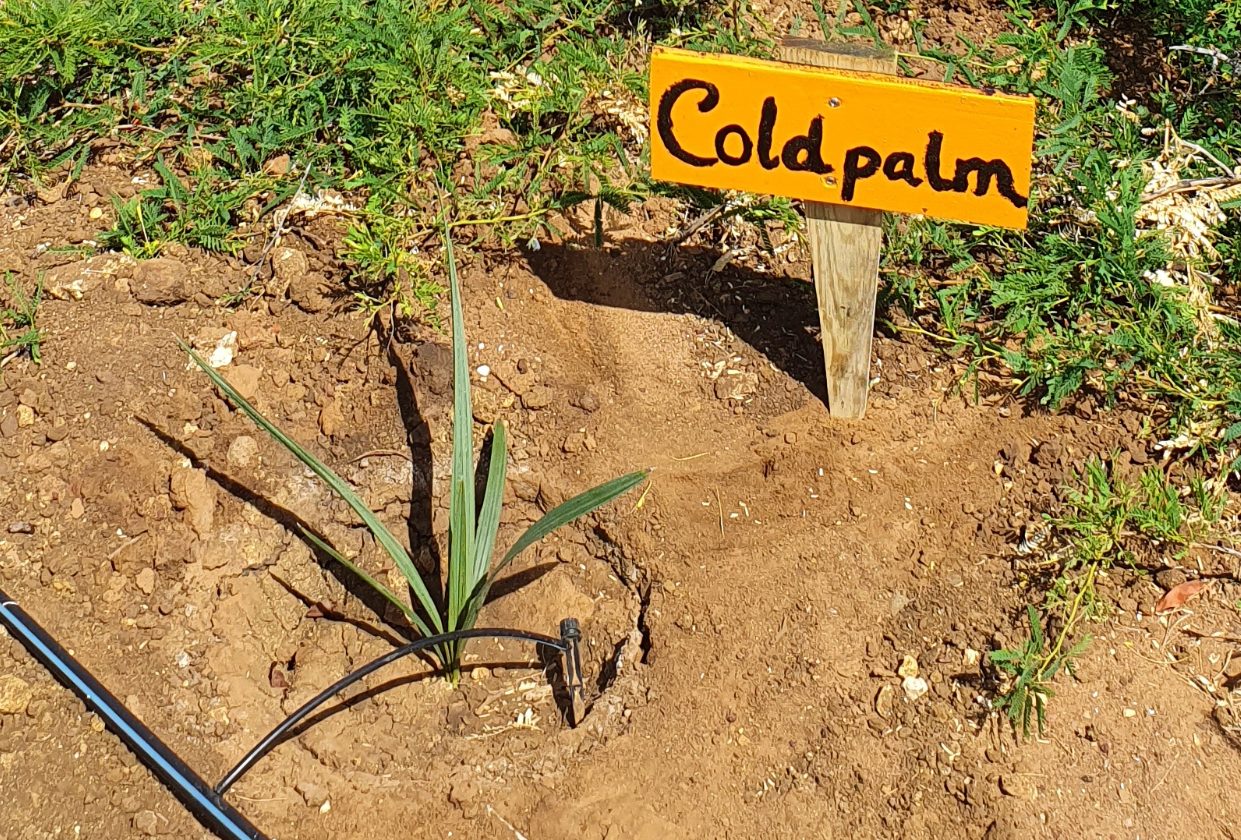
[473,421,508,586]
[178,338,443,635]
[460,470,649,632]
[445,227,475,634]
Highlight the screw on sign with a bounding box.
[649,41,1036,418]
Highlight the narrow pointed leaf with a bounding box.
[472,421,508,586]
[444,228,475,642]
[446,228,475,582]
[499,471,648,569]
[458,470,647,635]
[448,477,473,630]
[178,338,443,633]
[298,527,435,638]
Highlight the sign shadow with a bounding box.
[524,236,831,406]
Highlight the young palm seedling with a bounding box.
[180,230,646,679]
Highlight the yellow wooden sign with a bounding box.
[649,47,1036,229]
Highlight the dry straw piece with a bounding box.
[1135,122,1241,340]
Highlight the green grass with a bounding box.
[879,0,1241,468]
[181,225,646,679]
[995,452,1225,735]
[1,0,775,310]
[0,272,44,365]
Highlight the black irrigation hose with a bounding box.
[214,624,577,795]
[0,588,268,840]
[1,584,585,840]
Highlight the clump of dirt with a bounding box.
[2,147,1241,840]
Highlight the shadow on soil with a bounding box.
[523,236,831,405]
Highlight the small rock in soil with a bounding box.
[522,385,555,410]
[132,257,189,305]
[902,675,928,702]
[511,477,539,502]
[169,468,216,539]
[42,257,114,301]
[135,568,156,596]
[0,414,17,438]
[289,272,332,313]
[897,655,919,679]
[36,180,68,204]
[563,431,586,453]
[1032,441,1061,467]
[227,435,259,468]
[16,404,34,427]
[271,247,309,283]
[7,521,33,534]
[132,810,161,836]
[448,776,480,806]
[70,498,84,519]
[223,364,263,402]
[999,775,1036,800]
[0,675,34,715]
[1155,568,1187,590]
[874,684,894,718]
[319,399,345,437]
[572,391,600,412]
[472,389,502,424]
[208,331,238,368]
[295,781,329,808]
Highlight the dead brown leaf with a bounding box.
[1155,580,1210,613]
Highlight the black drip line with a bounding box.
[0,587,586,840]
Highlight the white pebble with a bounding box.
[902,675,929,702]
[476,365,490,378]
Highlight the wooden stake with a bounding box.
[779,39,896,419]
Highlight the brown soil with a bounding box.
[752,0,1014,79]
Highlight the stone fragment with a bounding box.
[0,675,33,715]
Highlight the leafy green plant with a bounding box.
[342,207,442,318]
[180,230,646,679]
[996,455,1226,734]
[1,272,44,364]
[990,606,1090,737]
[3,0,789,305]
[1056,457,1197,571]
[99,157,282,258]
